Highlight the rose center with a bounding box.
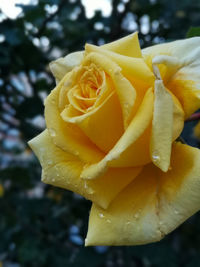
[79,63,104,99]
[69,63,106,113]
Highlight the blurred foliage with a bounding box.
[187,26,200,37]
[0,0,200,266]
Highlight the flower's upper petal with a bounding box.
[85,142,200,246]
[81,88,154,180]
[44,76,104,163]
[49,32,141,83]
[49,51,84,83]
[86,44,154,94]
[28,130,142,209]
[102,32,142,58]
[143,37,200,118]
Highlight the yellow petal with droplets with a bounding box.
[151,78,173,172]
[85,164,162,246]
[28,130,142,209]
[81,88,154,180]
[158,142,200,236]
[102,32,142,58]
[85,142,200,246]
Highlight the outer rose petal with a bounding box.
[86,164,162,246]
[50,32,142,84]
[102,32,142,58]
[158,142,200,235]
[142,37,200,118]
[28,130,142,209]
[86,142,200,246]
[49,51,84,83]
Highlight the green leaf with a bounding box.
[186,27,200,38]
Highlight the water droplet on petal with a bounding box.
[74,151,79,156]
[106,219,111,223]
[111,154,120,161]
[49,128,56,137]
[134,213,139,219]
[174,209,179,214]
[126,221,131,225]
[152,154,160,163]
[47,160,53,165]
[52,178,55,182]
[98,213,104,218]
[106,154,112,161]
[86,187,95,195]
[64,81,71,87]
[124,102,129,110]
[84,181,88,189]
[83,163,90,170]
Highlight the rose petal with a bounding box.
[150,78,184,172]
[28,130,142,209]
[102,32,142,58]
[143,37,200,118]
[85,164,162,246]
[150,78,174,172]
[49,51,83,83]
[170,91,185,140]
[85,142,200,246]
[158,142,200,235]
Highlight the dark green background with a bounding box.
[0,0,200,266]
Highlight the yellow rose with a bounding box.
[29,33,200,246]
